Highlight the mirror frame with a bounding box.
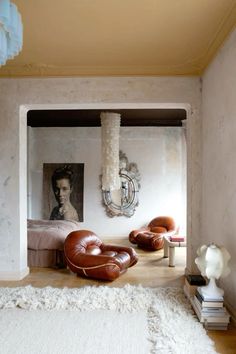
[102,151,140,217]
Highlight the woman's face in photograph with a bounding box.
[53,178,72,205]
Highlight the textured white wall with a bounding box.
[202,28,236,315]
[28,126,186,236]
[0,77,201,279]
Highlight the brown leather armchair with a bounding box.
[129,216,177,251]
[64,230,138,281]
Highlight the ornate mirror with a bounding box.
[102,151,140,217]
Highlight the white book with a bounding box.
[201,305,226,312]
[201,307,227,315]
[205,323,228,331]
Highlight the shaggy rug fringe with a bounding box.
[0,285,218,354]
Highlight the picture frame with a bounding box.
[43,163,84,222]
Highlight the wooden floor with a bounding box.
[0,239,235,353]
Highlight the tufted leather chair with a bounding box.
[64,230,138,281]
[129,216,177,251]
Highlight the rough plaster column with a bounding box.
[202,28,236,318]
[0,88,29,279]
[0,76,201,279]
[186,107,202,274]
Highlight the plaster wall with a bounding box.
[28,126,186,236]
[0,77,201,279]
[202,28,236,314]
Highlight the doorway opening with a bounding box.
[21,103,189,275]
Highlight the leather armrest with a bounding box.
[101,244,138,266]
[135,231,164,250]
[129,227,149,244]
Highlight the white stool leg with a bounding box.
[164,239,169,258]
[169,246,175,267]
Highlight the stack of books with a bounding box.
[190,289,230,330]
[183,274,206,299]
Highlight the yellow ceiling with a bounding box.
[1,0,236,77]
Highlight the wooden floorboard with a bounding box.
[0,240,235,353]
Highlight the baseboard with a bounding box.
[225,299,236,325]
[0,267,29,280]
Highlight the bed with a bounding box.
[27,219,80,268]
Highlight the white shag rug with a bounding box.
[0,285,218,354]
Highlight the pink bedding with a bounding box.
[27,219,80,251]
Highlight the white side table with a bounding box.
[163,235,186,267]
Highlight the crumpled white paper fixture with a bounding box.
[0,0,23,66]
[100,112,121,191]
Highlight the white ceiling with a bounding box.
[0,0,236,77]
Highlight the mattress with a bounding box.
[27,219,80,267]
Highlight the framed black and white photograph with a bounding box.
[43,163,84,222]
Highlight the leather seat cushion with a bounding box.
[151,226,167,233]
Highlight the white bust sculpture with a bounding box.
[195,243,230,299]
